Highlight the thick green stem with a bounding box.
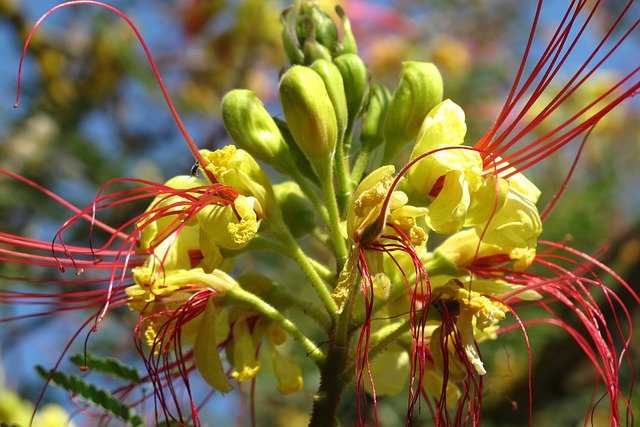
[308,258,359,426]
[308,321,350,427]
[343,318,413,376]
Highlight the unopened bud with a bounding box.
[273,117,319,184]
[335,5,357,55]
[279,65,337,178]
[299,3,338,53]
[360,84,391,151]
[222,89,292,173]
[334,53,369,134]
[310,59,348,143]
[281,8,304,64]
[383,62,443,161]
[273,181,316,238]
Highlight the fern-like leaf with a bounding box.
[69,352,141,383]
[35,366,143,426]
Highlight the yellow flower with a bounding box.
[347,165,427,246]
[403,100,485,234]
[268,340,303,395]
[137,174,207,253]
[230,316,262,382]
[475,184,542,270]
[201,146,275,218]
[431,283,509,377]
[127,268,237,349]
[197,194,259,253]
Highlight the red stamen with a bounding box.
[475,0,639,174]
[13,1,217,182]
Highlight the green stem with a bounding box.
[343,318,413,376]
[334,135,352,217]
[308,320,350,427]
[226,286,325,365]
[267,218,339,318]
[308,254,359,427]
[289,165,331,226]
[350,146,371,185]
[269,285,332,332]
[243,234,335,282]
[319,163,349,271]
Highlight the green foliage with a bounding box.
[69,352,141,383]
[35,365,143,426]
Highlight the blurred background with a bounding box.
[1,0,639,425]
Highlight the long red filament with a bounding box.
[13,1,216,182]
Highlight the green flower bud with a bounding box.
[334,53,369,134]
[222,89,293,173]
[281,6,304,65]
[298,3,339,53]
[335,5,357,55]
[273,181,316,238]
[302,21,333,64]
[310,59,348,143]
[273,117,319,184]
[360,83,391,151]
[279,65,337,178]
[383,61,443,162]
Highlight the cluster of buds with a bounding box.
[1,1,637,426]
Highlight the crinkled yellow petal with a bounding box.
[414,99,467,154]
[476,187,542,270]
[201,146,275,217]
[137,175,207,251]
[465,175,509,226]
[227,196,259,247]
[194,299,234,393]
[197,196,258,251]
[425,170,470,234]
[230,320,261,381]
[269,343,303,395]
[365,345,410,396]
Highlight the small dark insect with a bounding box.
[189,161,199,177]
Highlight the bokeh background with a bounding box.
[1,0,639,425]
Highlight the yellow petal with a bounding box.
[425,170,470,234]
[269,343,303,395]
[365,345,409,396]
[230,320,261,381]
[194,299,234,393]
